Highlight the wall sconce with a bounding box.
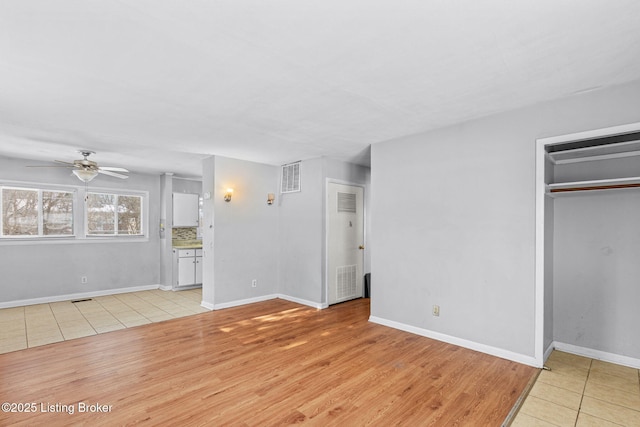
[224,188,233,202]
[267,193,275,205]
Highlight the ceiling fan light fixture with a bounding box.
[73,169,98,182]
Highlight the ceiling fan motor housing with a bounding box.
[75,159,98,170]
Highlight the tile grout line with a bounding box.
[71,300,123,335]
[54,302,94,339]
[92,297,136,328]
[112,293,159,324]
[576,358,640,426]
[21,306,27,349]
[573,357,593,427]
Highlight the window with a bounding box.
[86,192,143,236]
[1,186,74,237]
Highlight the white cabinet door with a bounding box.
[195,257,203,284]
[177,256,196,287]
[173,193,199,227]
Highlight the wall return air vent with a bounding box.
[281,162,301,193]
[337,192,357,213]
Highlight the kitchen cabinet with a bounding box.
[173,248,202,288]
[173,193,199,227]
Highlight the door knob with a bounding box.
[359,245,365,250]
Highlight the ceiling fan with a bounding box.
[28,150,129,182]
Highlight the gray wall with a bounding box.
[209,156,280,305]
[553,158,640,359]
[159,173,173,288]
[200,155,371,308]
[277,158,325,303]
[370,78,640,360]
[201,157,215,305]
[0,156,161,304]
[277,157,371,305]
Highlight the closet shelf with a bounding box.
[547,176,640,195]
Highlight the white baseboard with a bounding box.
[0,285,162,309]
[1,287,328,313]
[210,294,279,310]
[200,293,327,311]
[369,315,539,367]
[544,342,555,363]
[552,341,640,369]
[200,300,214,311]
[277,294,327,309]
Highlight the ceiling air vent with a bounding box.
[281,162,301,193]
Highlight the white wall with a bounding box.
[370,78,640,363]
[0,156,161,304]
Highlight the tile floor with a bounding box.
[511,350,640,426]
[0,288,207,354]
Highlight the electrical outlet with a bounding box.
[81,276,88,284]
[432,305,440,316]
[251,279,257,288]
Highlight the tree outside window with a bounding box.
[1,187,74,237]
[87,192,142,236]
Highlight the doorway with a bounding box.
[327,182,365,305]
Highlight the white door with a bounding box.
[327,183,364,305]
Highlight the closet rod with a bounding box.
[550,183,640,193]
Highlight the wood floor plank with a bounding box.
[0,298,535,426]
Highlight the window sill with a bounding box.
[0,236,150,246]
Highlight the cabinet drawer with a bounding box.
[195,249,203,257]
[177,249,195,258]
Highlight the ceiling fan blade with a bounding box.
[26,165,74,168]
[98,169,129,179]
[99,166,129,173]
[54,160,76,166]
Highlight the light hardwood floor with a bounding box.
[0,297,536,426]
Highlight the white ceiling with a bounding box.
[1,1,640,178]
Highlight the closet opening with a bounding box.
[535,123,640,369]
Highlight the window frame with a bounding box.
[0,180,149,244]
[0,184,77,239]
[84,189,147,239]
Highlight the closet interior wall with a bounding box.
[551,152,640,363]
